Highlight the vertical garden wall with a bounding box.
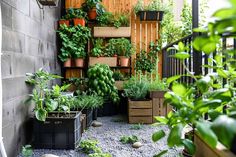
[0,0,61,156]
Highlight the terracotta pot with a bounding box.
[75,58,84,67]
[64,58,71,67]
[73,18,86,26]
[120,56,129,67]
[59,20,70,26]
[88,8,97,20]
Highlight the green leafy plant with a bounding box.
[120,135,139,144]
[133,0,166,13]
[26,69,62,121]
[130,124,143,130]
[112,71,125,81]
[148,77,168,91]
[82,0,104,15]
[97,12,114,26]
[80,139,102,154]
[123,76,149,100]
[152,0,236,156]
[21,145,33,157]
[87,64,119,103]
[67,8,88,19]
[91,38,104,57]
[133,0,144,14]
[89,153,112,157]
[113,13,130,28]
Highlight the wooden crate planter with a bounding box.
[150,91,172,122]
[33,111,81,149]
[194,133,236,157]
[89,57,117,67]
[128,99,153,124]
[93,27,131,37]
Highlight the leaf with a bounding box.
[211,115,236,149]
[154,116,168,124]
[178,42,185,52]
[217,69,228,78]
[196,121,218,148]
[172,52,190,60]
[213,8,235,19]
[167,75,181,84]
[35,108,47,121]
[152,130,166,142]
[182,139,196,155]
[167,124,183,147]
[153,150,168,157]
[172,83,186,97]
[196,76,211,93]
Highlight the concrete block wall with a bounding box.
[0,0,61,156]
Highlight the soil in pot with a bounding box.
[59,20,70,26]
[73,18,86,26]
[64,58,71,67]
[88,8,97,20]
[119,56,129,67]
[74,58,84,67]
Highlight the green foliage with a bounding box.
[80,139,102,154]
[148,77,168,91]
[82,0,102,10]
[89,153,112,157]
[120,135,139,144]
[87,64,119,103]
[181,0,192,37]
[130,124,143,130]
[26,69,62,121]
[58,24,91,60]
[91,38,104,57]
[133,0,167,13]
[67,8,88,19]
[112,71,125,81]
[152,130,165,142]
[21,145,33,157]
[123,76,149,100]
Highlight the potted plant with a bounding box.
[151,1,236,154]
[123,76,152,124]
[25,69,82,149]
[87,64,120,116]
[133,0,165,21]
[114,38,134,67]
[59,14,70,26]
[82,0,103,20]
[37,0,59,6]
[94,12,131,37]
[67,8,87,26]
[89,38,118,67]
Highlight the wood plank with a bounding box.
[160,98,165,116]
[129,116,153,124]
[89,57,117,67]
[129,109,152,116]
[93,27,131,37]
[129,100,152,109]
[152,98,159,122]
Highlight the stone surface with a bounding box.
[132,142,143,148]
[41,154,59,157]
[1,0,61,156]
[92,121,103,127]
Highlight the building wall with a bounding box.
[0,0,61,156]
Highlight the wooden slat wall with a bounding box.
[65,0,162,77]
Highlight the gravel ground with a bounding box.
[19,115,181,157]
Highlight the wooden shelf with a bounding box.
[93,27,131,38]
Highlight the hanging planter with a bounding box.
[37,0,59,6]
[137,11,164,21]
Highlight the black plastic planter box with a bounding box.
[33,111,81,150]
[93,108,98,120]
[82,109,93,128]
[138,11,164,21]
[98,100,118,117]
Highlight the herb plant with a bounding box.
[67,8,88,19]
[120,135,139,144]
[112,71,125,81]
[91,38,104,57]
[21,145,33,157]
[80,139,102,154]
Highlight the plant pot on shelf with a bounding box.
[59,20,70,26]
[119,56,129,67]
[89,56,117,67]
[38,0,59,6]
[74,58,84,67]
[73,18,86,26]
[33,111,81,149]
[64,58,72,67]
[93,27,131,37]
[88,8,97,20]
[128,99,153,124]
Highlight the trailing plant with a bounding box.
[152,0,236,156]
[87,64,119,103]
[25,69,62,121]
[91,38,104,57]
[120,135,139,144]
[21,145,33,157]
[123,76,149,100]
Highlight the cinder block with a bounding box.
[16,0,30,16]
[1,2,12,29]
[1,54,12,78]
[25,36,40,56]
[29,0,42,22]
[12,53,35,76]
[3,124,18,157]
